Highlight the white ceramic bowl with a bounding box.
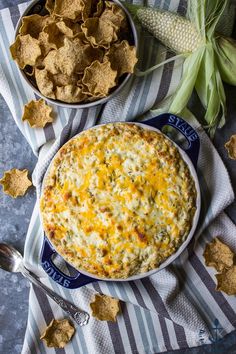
[14,0,138,108]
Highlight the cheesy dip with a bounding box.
[40,123,197,279]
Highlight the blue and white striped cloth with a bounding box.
[1,1,236,353]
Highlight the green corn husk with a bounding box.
[214,36,236,85]
[124,0,236,135]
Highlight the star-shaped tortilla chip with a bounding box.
[0,169,32,198]
[10,34,41,69]
[56,84,87,103]
[106,40,138,77]
[57,37,103,76]
[90,294,120,321]
[54,0,84,20]
[40,319,75,348]
[19,14,52,39]
[81,17,117,49]
[100,1,127,30]
[216,266,236,295]
[225,134,236,160]
[203,237,234,272]
[22,99,54,128]
[82,60,117,96]
[35,68,56,99]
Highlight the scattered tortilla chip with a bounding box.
[19,14,52,39]
[54,0,84,20]
[40,319,75,348]
[10,34,41,69]
[100,1,127,29]
[35,68,55,99]
[43,22,65,49]
[56,84,87,103]
[203,238,234,272]
[81,17,117,49]
[105,40,138,77]
[45,0,55,14]
[22,99,54,128]
[0,169,32,198]
[82,60,117,96]
[43,50,59,74]
[216,266,236,295]
[225,134,236,160]
[90,294,120,321]
[56,20,81,38]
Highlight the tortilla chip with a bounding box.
[54,0,84,20]
[100,1,127,29]
[10,34,41,69]
[40,319,75,348]
[81,17,117,49]
[45,0,55,14]
[56,37,103,76]
[56,19,81,38]
[52,73,78,86]
[225,134,236,160]
[82,60,117,96]
[43,50,59,74]
[203,238,234,272]
[105,40,138,77]
[22,99,54,128]
[38,32,56,57]
[216,266,236,295]
[90,294,120,321]
[35,55,45,69]
[43,22,65,49]
[56,84,87,103]
[0,169,32,198]
[74,31,88,43]
[75,45,104,73]
[19,15,52,39]
[35,68,55,99]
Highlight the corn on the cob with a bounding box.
[137,8,203,54]
[124,0,236,134]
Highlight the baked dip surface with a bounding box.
[40,123,197,278]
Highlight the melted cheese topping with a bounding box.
[40,123,196,278]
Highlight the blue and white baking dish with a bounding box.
[40,113,201,288]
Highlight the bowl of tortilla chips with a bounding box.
[10,0,138,108]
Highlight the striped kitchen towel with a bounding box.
[1,0,236,353]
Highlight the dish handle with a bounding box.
[41,237,96,289]
[144,113,200,168]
